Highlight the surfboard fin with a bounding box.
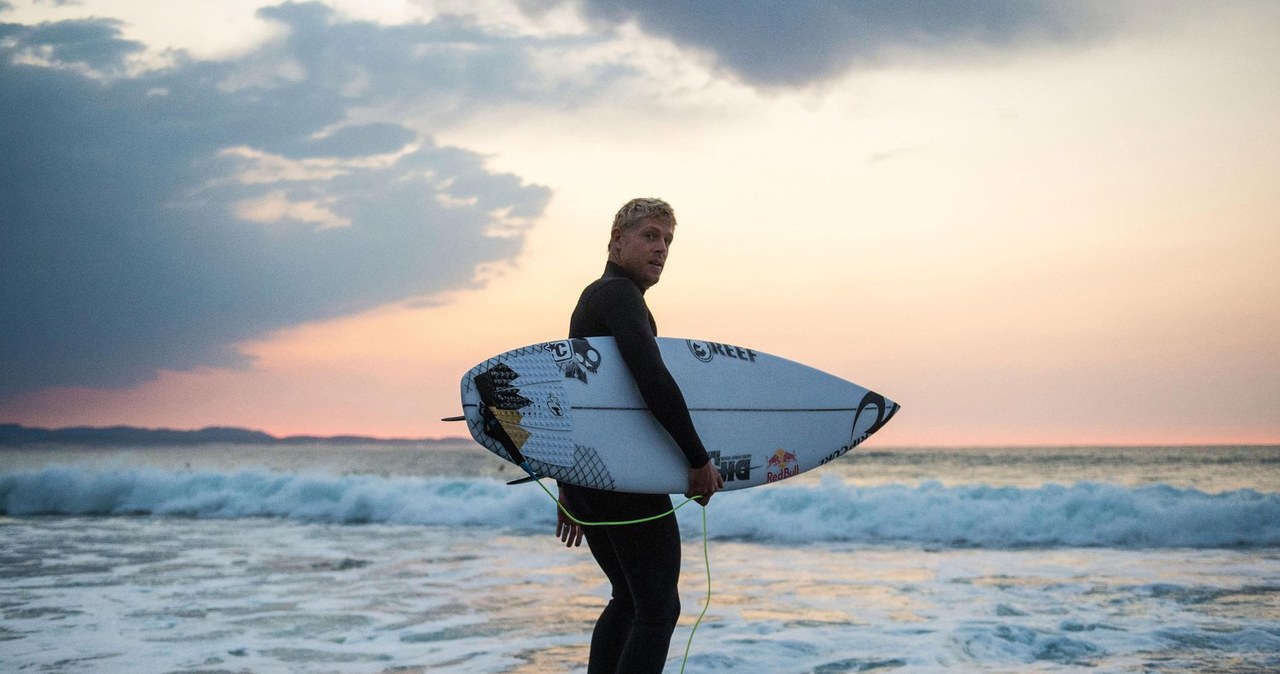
[506,475,538,486]
[440,415,465,422]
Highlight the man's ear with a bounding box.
[607,227,622,253]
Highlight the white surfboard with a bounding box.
[459,337,899,494]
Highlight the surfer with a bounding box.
[556,197,723,674]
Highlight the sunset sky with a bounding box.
[2,0,1277,446]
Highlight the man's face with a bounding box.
[610,218,674,290]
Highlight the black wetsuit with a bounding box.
[559,261,710,674]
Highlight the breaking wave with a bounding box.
[3,468,1277,549]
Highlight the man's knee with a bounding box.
[637,589,680,628]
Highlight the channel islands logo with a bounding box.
[550,338,602,383]
[686,339,714,362]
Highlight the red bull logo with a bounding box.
[765,448,799,483]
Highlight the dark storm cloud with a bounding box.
[575,0,1129,86]
[0,3,555,397]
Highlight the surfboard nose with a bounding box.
[885,399,901,423]
[852,391,898,436]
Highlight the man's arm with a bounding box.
[592,280,711,470]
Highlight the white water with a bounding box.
[2,443,1278,673]
[3,467,1278,548]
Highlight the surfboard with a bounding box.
[458,337,899,494]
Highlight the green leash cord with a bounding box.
[527,476,712,673]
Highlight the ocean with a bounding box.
[2,442,1278,673]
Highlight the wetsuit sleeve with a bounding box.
[588,280,710,469]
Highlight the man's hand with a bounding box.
[555,486,584,547]
[687,460,724,506]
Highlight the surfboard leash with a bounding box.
[442,411,713,671]
[521,467,713,674]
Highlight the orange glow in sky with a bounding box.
[1,1,1277,446]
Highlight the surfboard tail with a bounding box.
[479,405,543,481]
[472,364,543,481]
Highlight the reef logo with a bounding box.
[686,340,714,362]
[686,339,758,364]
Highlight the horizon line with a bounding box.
[3,422,1277,449]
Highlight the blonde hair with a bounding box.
[612,197,676,234]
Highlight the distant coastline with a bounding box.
[0,423,466,447]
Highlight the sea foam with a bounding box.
[2,468,1277,548]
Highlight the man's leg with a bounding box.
[608,506,681,673]
[562,487,681,674]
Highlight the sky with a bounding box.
[1,0,1277,446]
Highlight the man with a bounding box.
[556,197,723,674]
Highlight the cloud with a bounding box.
[0,0,1148,400]
[7,17,144,72]
[575,0,1132,86]
[0,3,555,397]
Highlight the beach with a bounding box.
[2,443,1278,673]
